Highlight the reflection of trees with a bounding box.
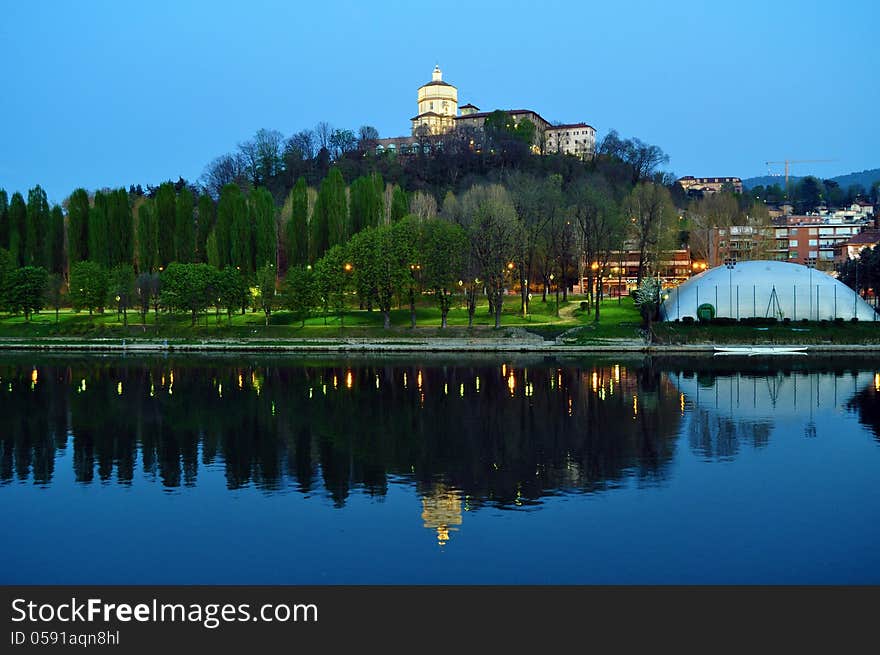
[847,386,880,446]
[0,357,683,508]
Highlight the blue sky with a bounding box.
[1,0,877,203]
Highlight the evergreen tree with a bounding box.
[0,248,14,312]
[251,187,276,269]
[26,185,50,267]
[67,188,90,265]
[49,205,65,275]
[175,187,195,263]
[88,191,110,267]
[311,167,347,260]
[107,189,133,267]
[215,184,244,269]
[136,200,158,273]
[230,193,253,273]
[390,186,408,222]
[8,192,26,266]
[349,173,384,234]
[0,190,8,250]
[196,194,215,263]
[286,177,309,268]
[155,182,176,267]
[205,229,220,269]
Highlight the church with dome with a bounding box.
[375,65,596,159]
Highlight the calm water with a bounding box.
[1,352,879,584]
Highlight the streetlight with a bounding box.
[804,256,816,320]
[724,257,736,318]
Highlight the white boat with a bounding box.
[713,346,807,357]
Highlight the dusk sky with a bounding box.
[1,0,877,204]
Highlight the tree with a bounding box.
[0,190,7,251]
[160,263,219,326]
[67,188,90,265]
[464,185,522,328]
[8,192,26,266]
[26,185,50,268]
[311,167,347,260]
[570,178,624,319]
[196,194,215,263]
[239,128,285,184]
[313,244,351,326]
[390,186,408,223]
[230,192,253,273]
[251,187,277,270]
[633,276,661,341]
[422,218,467,327]
[136,200,158,273]
[88,191,110,267]
[282,265,318,327]
[135,272,153,323]
[108,264,136,326]
[175,187,195,263]
[216,266,247,321]
[47,273,64,322]
[0,248,15,312]
[9,266,48,320]
[348,224,410,329]
[107,189,133,268]
[255,263,277,325]
[69,261,108,314]
[686,192,742,263]
[201,153,246,199]
[286,130,316,160]
[357,125,380,152]
[624,182,678,288]
[509,173,562,315]
[215,183,245,270]
[155,182,177,267]
[349,174,385,234]
[329,128,357,159]
[48,205,65,275]
[286,177,309,268]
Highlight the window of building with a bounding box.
[790,228,798,235]
[789,240,798,248]
[809,239,817,246]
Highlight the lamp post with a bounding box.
[804,256,816,320]
[724,257,736,318]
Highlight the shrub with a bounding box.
[833,317,845,325]
[579,301,588,311]
[783,318,791,325]
[681,316,695,325]
[800,318,809,324]
[851,317,860,323]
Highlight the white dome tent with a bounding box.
[659,260,876,322]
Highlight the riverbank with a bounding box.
[1,335,879,353]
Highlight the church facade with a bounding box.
[376,66,595,158]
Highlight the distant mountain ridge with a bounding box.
[742,168,880,191]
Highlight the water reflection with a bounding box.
[0,356,682,511]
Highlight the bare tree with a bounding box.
[286,130,316,160]
[624,182,678,288]
[238,128,284,185]
[357,125,380,152]
[409,191,437,221]
[201,153,246,199]
[314,121,333,151]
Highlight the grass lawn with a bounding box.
[0,294,639,341]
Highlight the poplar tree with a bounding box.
[88,191,110,267]
[107,189,133,267]
[390,186,408,222]
[215,184,243,269]
[230,193,252,273]
[311,167,347,260]
[67,188,90,265]
[155,182,176,267]
[286,177,309,267]
[251,187,276,270]
[8,192,26,266]
[49,205,65,275]
[136,200,158,272]
[0,190,8,250]
[196,194,215,263]
[349,173,384,234]
[26,185,50,267]
[175,187,195,263]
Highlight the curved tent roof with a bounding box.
[659,260,875,321]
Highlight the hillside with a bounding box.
[743,168,880,191]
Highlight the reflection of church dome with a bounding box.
[420,483,463,546]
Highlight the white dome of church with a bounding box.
[659,260,875,322]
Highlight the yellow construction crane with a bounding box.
[765,159,836,187]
